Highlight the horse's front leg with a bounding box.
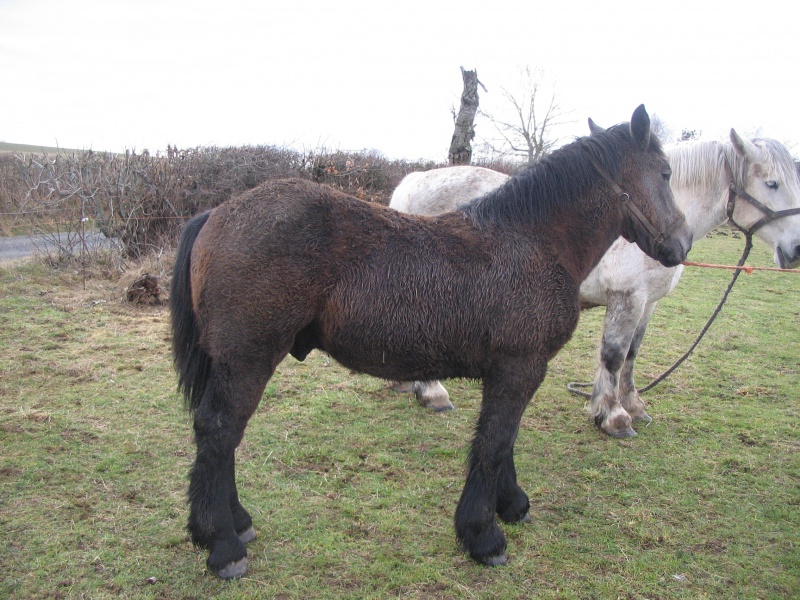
[590,291,646,437]
[455,363,542,565]
[618,301,658,424]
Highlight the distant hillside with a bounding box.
[0,142,99,155]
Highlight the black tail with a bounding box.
[170,211,212,413]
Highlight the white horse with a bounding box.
[390,129,800,436]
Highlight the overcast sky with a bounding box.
[2,0,799,161]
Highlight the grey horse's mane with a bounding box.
[668,137,797,194]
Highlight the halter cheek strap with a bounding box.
[582,146,686,247]
[723,158,800,235]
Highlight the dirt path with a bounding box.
[0,232,113,260]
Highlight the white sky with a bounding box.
[2,0,799,161]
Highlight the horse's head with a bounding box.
[587,105,693,268]
[728,130,800,269]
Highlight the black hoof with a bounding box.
[480,553,508,566]
[215,557,248,579]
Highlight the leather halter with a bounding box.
[582,146,686,247]
[723,158,800,236]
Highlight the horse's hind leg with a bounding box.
[495,447,532,525]
[228,454,256,544]
[188,361,269,579]
[413,380,454,411]
[589,291,645,438]
[618,302,657,424]
[390,380,454,411]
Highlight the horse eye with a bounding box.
[662,171,671,182]
[766,180,778,190]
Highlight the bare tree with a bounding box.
[680,128,702,142]
[649,113,674,144]
[448,67,486,165]
[478,66,572,165]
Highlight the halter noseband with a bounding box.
[582,146,686,247]
[723,158,800,236]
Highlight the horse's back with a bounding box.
[188,177,486,331]
[390,166,509,215]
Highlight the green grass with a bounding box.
[0,231,798,599]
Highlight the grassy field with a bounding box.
[0,230,798,599]
[0,141,96,155]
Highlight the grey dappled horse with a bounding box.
[390,129,800,437]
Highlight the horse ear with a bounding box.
[630,104,651,150]
[730,128,758,159]
[588,118,605,135]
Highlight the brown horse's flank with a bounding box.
[170,105,691,578]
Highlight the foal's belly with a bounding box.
[315,290,579,384]
[316,314,488,383]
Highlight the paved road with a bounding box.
[0,232,115,260]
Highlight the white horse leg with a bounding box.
[618,302,658,423]
[413,380,454,412]
[389,380,415,393]
[589,291,646,437]
[389,379,454,411]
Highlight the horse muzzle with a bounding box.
[625,203,693,268]
[653,222,692,268]
[776,243,800,269]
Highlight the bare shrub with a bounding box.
[1,144,443,263]
[299,148,438,204]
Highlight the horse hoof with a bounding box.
[390,381,414,394]
[606,427,637,438]
[413,382,454,412]
[521,512,532,523]
[216,556,249,579]
[238,526,256,544]
[597,408,637,438]
[481,553,508,566]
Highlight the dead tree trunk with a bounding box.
[448,67,484,166]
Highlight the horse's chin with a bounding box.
[655,249,687,268]
[775,245,800,270]
[635,234,691,269]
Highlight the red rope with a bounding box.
[682,261,800,274]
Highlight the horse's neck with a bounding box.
[673,183,729,239]
[669,143,731,239]
[546,196,624,283]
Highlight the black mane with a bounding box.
[461,122,662,226]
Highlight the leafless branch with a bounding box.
[478,65,574,165]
